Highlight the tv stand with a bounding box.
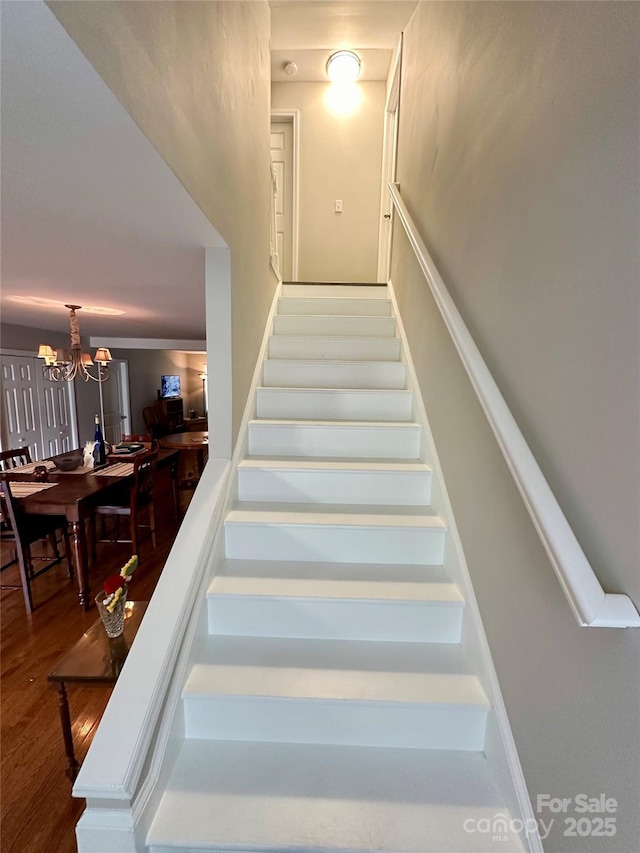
[155,397,184,432]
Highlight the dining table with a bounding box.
[160,431,208,487]
[5,448,179,611]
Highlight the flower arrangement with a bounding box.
[103,555,138,613]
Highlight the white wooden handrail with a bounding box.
[389,182,639,628]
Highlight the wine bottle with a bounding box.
[93,414,106,466]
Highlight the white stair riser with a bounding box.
[183,696,487,751]
[207,597,463,643]
[262,360,406,390]
[274,315,396,337]
[247,422,422,458]
[282,284,388,299]
[278,297,392,317]
[224,522,445,565]
[268,335,402,361]
[237,467,431,505]
[256,388,413,421]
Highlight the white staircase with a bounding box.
[147,284,529,853]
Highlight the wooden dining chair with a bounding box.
[0,447,32,471]
[0,480,73,614]
[92,450,158,558]
[0,447,67,571]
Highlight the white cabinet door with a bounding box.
[1,354,77,459]
[1,355,42,460]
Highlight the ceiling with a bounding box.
[1,1,416,344]
[0,1,222,343]
[270,1,417,81]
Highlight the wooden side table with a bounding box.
[47,601,148,781]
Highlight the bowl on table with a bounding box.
[51,451,84,471]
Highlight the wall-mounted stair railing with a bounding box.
[389,182,639,628]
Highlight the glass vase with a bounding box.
[95,588,127,638]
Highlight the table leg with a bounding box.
[55,682,79,782]
[170,458,180,520]
[71,520,91,610]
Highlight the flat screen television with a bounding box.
[161,375,181,398]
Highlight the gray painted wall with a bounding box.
[272,81,385,282]
[109,348,204,434]
[392,2,639,850]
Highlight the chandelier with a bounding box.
[37,305,112,383]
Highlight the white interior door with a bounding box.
[377,37,402,283]
[1,355,42,460]
[1,353,78,459]
[100,360,130,445]
[38,373,75,456]
[270,121,294,281]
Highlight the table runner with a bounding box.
[9,481,59,497]
[8,460,57,475]
[92,462,134,478]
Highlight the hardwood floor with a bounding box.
[1,470,191,853]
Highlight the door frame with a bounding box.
[376,36,403,283]
[98,358,132,444]
[271,109,300,281]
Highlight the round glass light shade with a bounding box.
[326,51,361,83]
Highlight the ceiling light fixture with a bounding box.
[326,50,361,84]
[37,305,112,383]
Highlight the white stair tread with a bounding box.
[210,575,462,604]
[245,453,422,465]
[192,636,471,674]
[277,297,392,315]
[216,558,449,583]
[250,418,421,429]
[263,357,401,367]
[147,740,526,853]
[226,505,444,528]
[238,458,429,473]
[258,385,410,395]
[185,666,487,708]
[185,636,484,706]
[282,283,388,297]
[269,334,400,343]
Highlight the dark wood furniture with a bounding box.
[183,416,207,432]
[6,450,179,610]
[121,434,155,445]
[0,480,73,614]
[5,472,124,610]
[92,451,158,557]
[47,601,148,781]
[0,447,32,470]
[155,397,184,432]
[160,431,208,488]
